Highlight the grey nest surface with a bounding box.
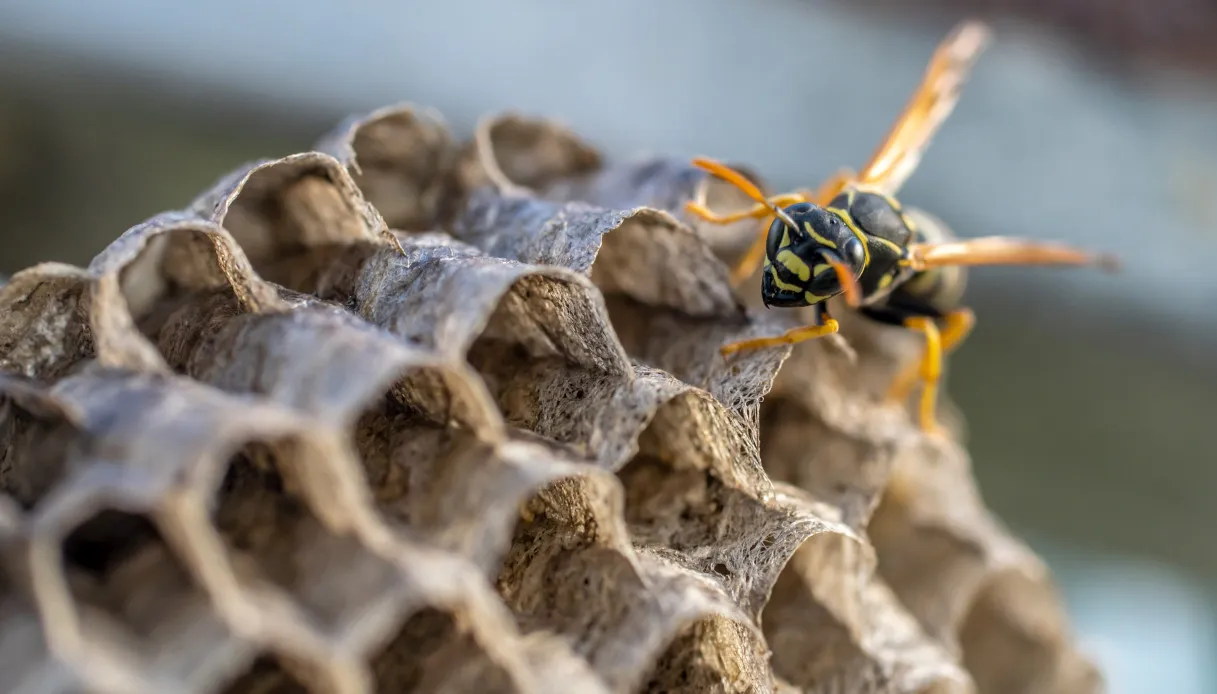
[0,104,1102,694]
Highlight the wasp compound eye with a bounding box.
[842,238,866,271]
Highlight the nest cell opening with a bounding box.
[221,167,374,291]
[383,363,496,436]
[758,393,894,523]
[477,118,602,193]
[617,452,742,553]
[351,400,419,524]
[497,510,637,640]
[220,653,310,694]
[639,616,768,694]
[351,399,491,527]
[344,111,452,232]
[615,394,763,548]
[760,532,873,689]
[60,507,247,684]
[0,401,80,510]
[118,230,236,339]
[367,606,518,694]
[464,274,628,449]
[209,438,401,636]
[468,274,624,375]
[355,398,552,574]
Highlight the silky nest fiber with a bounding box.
[0,104,1103,694]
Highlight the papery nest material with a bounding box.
[0,101,1102,694]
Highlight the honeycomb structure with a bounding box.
[0,103,1101,694]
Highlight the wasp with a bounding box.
[684,20,1119,434]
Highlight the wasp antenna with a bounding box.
[691,157,799,230]
[691,157,766,201]
[821,251,863,307]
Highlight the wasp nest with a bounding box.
[0,103,1101,694]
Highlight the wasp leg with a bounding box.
[686,157,813,286]
[886,307,973,404]
[685,193,805,226]
[899,316,946,434]
[860,304,922,402]
[940,307,975,353]
[686,158,806,225]
[887,360,922,404]
[720,305,839,357]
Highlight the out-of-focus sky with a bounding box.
[1,1,1215,691]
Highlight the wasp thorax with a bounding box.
[761,203,868,308]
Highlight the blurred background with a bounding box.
[1,1,1214,691]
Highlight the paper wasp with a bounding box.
[684,20,1119,433]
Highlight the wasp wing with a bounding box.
[851,20,991,197]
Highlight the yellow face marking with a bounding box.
[812,263,830,277]
[779,226,792,249]
[827,207,872,270]
[804,291,828,304]
[878,274,894,290]
[801,221,837,249]
[776,250,811,281]
[768,266,804,293]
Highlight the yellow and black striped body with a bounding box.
[858,206,968,326]
[824,187,919,304]
[759,190,966,327]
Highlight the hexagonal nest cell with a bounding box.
[0,102,1103,694]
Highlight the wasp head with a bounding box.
[761,202,866,308]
